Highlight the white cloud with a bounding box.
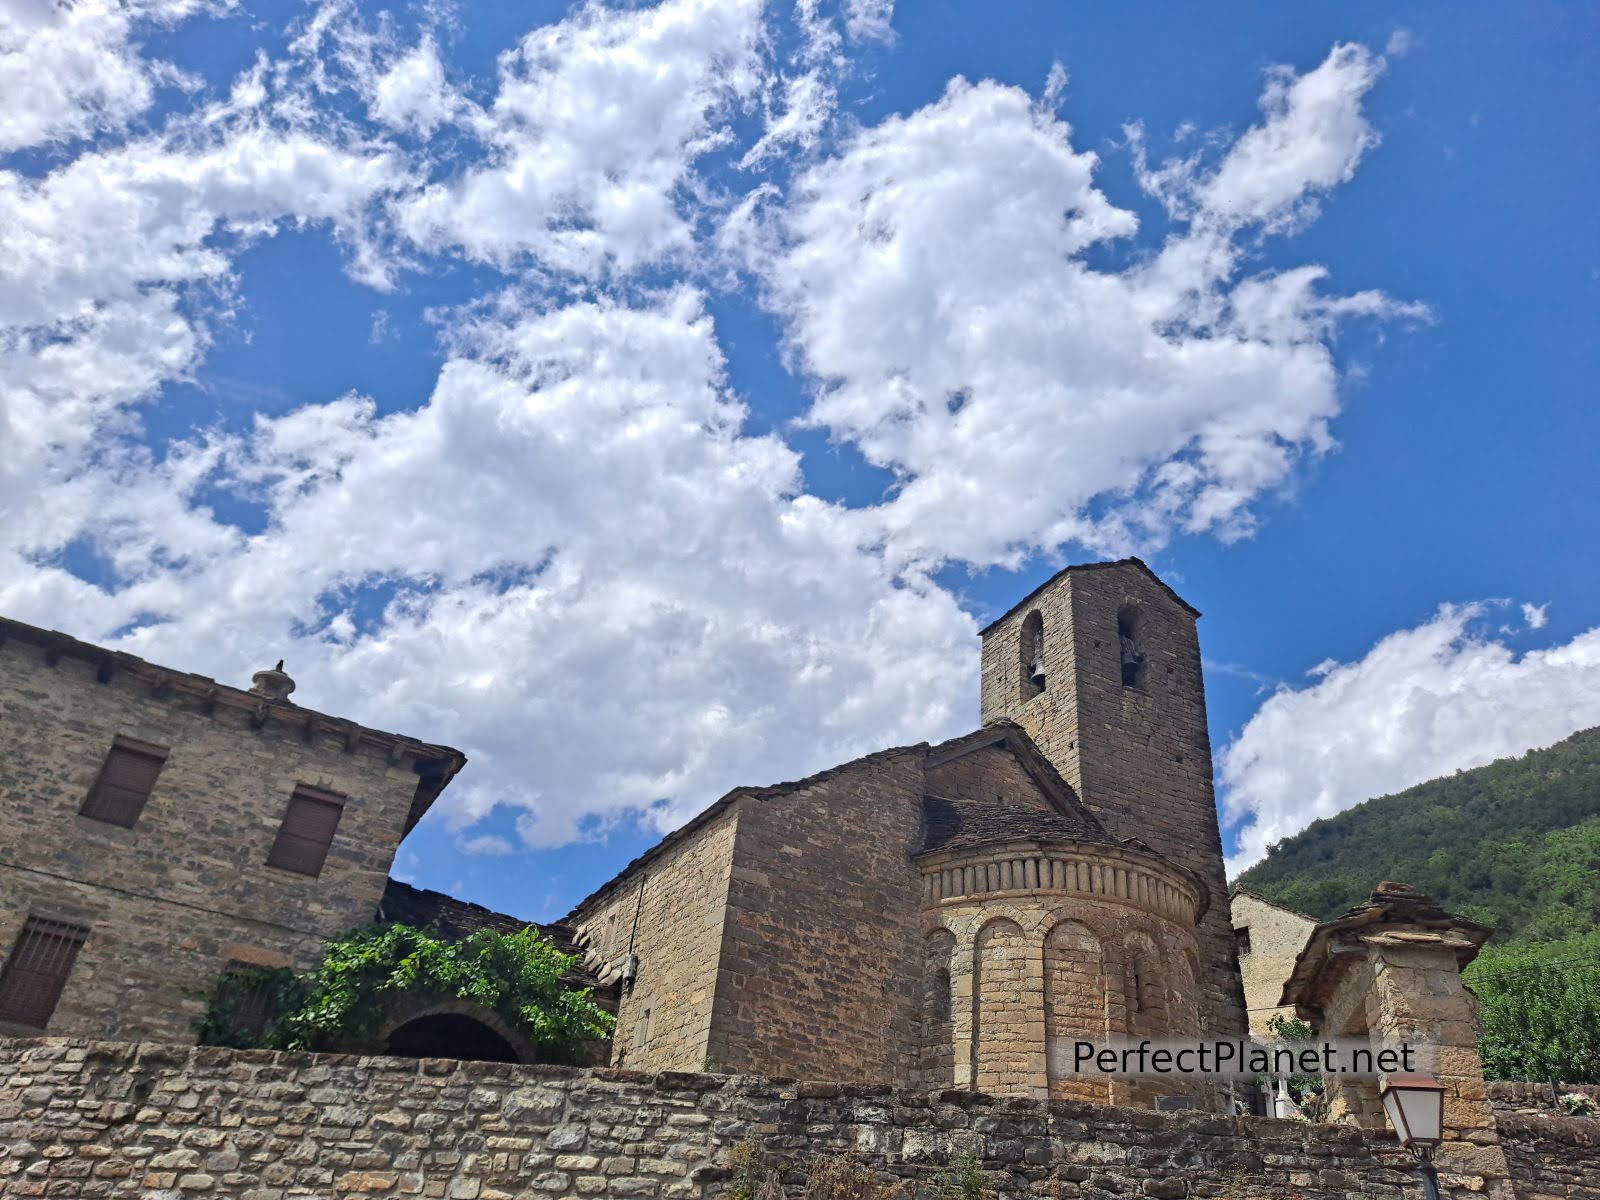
[9,291,976,847]
[458,834,515,856]
[843,0,892,43]
[1522,601,1549,630]
[1220,603,1600,873]
[756,47,1422,568]
[0,0,214,153]
[367,35,463,137]
[393,0,765,276]
[1386,29,1415,58]
[0,108,408,587]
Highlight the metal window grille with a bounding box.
[80,738,168,827]
[0,917,90,1029]
[266,786,344,877]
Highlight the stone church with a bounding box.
[565,558,1245,1104]
[0,556,1243,1103]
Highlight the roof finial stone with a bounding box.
[250,660,296,702]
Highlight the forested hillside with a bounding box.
[1233,725,1600,943]
[1233,725,1600,1081]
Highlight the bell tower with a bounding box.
[979,558,1246,1035]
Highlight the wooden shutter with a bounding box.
[80,738,167,827]
[0,917,89,1029]
[266,786,344,877]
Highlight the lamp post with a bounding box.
[1380,1073,1447,1200]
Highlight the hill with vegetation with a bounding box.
[1233,725,1600,942]
[1233,725,1600,1082]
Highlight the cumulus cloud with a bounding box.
[393,0,765,276]
[756,46,1423,567]
[11,291,975,846]
[0,0,215,153]
[1220,604,1600,873]
[367,35,462,137]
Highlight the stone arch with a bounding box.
[1044,919,1109,1102]
[374,998,537,1065]
[920,928,957,1087]
[1020,609,1046,700]
[1167,946,1202,1037]
[1121,930,1168,1037]
[973,917,1029,1093]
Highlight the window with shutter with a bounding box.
[266,786,345,877]
[80,738,168,827]
[0,917,89,1029]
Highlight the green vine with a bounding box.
[197,922,613,1063]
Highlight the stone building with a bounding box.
[1230,888,1318,1035]
[0,615,465,1044]
[568,558,1248,1104]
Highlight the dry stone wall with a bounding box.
[1494,1114,1600,1199]
[1,1036,1567,1200]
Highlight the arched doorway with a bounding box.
[384,1012,519,1063]
[375,1000,537,1064]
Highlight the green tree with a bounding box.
[1466,932,1600,1083]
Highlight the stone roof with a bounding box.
[919,792,1116,855]
[917,722,1115,855]
[0,613,466,832]
[1277,881,1494,1012]
[976,556,1201,636]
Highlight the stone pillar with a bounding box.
[1282,883,1513,1200]
[950,926,976,1090]
[1021,933,1048,1099]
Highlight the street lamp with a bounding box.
[1380,1073,1446,1200]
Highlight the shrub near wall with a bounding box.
[0,1036,1583,1200]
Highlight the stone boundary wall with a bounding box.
[1494,1113,1600,1199]
[0,1036,1578,1200]
[1490,1081,1600,1114]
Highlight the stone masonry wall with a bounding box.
[1495,1114,1600,1199]
[1229,893,1316,1036]
[710,750,928,1082]
[570,810,740,1073]
[0,633,435,1043]
[0,1035,1556,1200]
[979,563,1248,1038]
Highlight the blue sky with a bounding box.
[2,0,1596,923]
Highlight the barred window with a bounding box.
[80,738,168,827]
[0,917,89,1029]
[266,786,344,877]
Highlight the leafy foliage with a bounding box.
[193,963,306,1049]
[1466,931,1600,1084]
[1235,725,1600,940]
[198,922,613,1064]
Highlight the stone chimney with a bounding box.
[249,660,296,703]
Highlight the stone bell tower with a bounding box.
[979,558,1247,1035]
